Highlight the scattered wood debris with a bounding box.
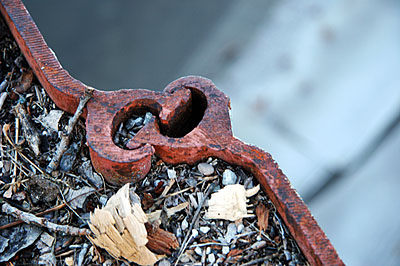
[89,184,171,265]
[0,14,308,266]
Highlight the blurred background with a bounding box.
[23,0,400,265]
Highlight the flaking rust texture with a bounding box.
[0,0,344,265]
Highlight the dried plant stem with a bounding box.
[0,92,7,110]
[3,124,45,175]
[175,183,215,265]
[13,117,19,176]
[0,124,3,160]
[47,90,93,173]
[2,202,91,236]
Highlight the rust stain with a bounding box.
[0,0,344,265]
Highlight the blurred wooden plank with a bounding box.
[184,0,400,198]
[309,123,400,266]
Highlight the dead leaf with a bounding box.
[205,184,259,221]
[65,187,95,209]
[255,203,269,232]
[89,184,164,265]
[39,110,63,132]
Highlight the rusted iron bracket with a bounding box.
[0,0,344,265]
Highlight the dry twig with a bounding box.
[2,202,91,236]
[47,89,93,173]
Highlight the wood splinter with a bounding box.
[89,184,178,265]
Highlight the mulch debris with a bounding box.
[0,14,308,266]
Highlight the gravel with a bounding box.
[197,162,214,176]
[222,169,237,185]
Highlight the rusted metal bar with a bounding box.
[0,0,344,265]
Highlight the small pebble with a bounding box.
[251,240,266,249]
[192,229,199,238]
[181,218,189,231]
[65,257,74,266]
[199,226,210,234]
[103,259,113,266]
[158,259,171,266]
[197,162,214,176]
[206,247,211,255]
[222,246,230,255]
[222,169,237,185]
[180,253,190,263]
[167,169,176,179]
[195,247,202,256]
[208,253,216,264]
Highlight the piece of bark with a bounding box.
[89,184,167,265]
[255,203,269,232]
[145,222,179,255]
[205,184,260,221]
[141,193,154,210]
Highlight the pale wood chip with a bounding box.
[205,184,258,221]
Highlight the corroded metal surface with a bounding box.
[0,0,344,265]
